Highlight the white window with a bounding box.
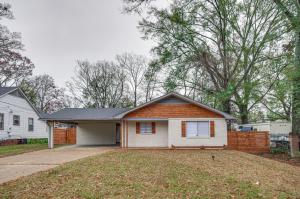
[13,115,20,126]
[0,113,4,130]
[140,122,152,134]
[186,121,209,138]
[28,118,34,131]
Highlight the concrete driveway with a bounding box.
[0,145,116,184]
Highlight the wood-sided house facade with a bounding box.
[43,93,234,148]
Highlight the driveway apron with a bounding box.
[0,145,115,184]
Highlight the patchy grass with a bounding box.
[0,144,48,158]
[0,150,300,198]
[0,144,70,158]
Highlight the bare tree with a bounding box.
[142,61,161,102]
[117,53,147,107]
[0,3,34,86]
[20,75,65,113]
[67,60,129,108]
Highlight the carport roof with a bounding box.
[41,108,130,121]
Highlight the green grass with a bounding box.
[0,143,48,158]
[0,144,70,158]
[1,150,300,198]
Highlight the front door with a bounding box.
[116,123,121,144]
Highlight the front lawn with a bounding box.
[0,143,48,158]
[1,150,300,198]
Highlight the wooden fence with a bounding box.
[227,131,270,153]
[54,128,76,145]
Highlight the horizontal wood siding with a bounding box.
[227,131,270,153]
[125,103,223,118]
[66,128,76,144]
[54,128,76,145]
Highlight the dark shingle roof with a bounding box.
[37,110,50,118]
[0,87,18,97]
[42,93,235,121]
[42,108,131,121]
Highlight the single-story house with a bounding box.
[0,87,48,141]
[42,92,235,148]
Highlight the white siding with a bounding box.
[0,94,48,140]
[168,118,227,147]
[241,121,291,135]
[77,121,117,145]
[270,122,291,135]
[127,121,168,147]
[243,123,271,131]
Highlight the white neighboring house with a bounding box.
[0,87,48,140]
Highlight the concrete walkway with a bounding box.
[0,145,116,184]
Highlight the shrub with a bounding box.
[271,147,289,154]
[27,138,48,144]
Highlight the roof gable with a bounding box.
[157,96,189,104]
[0,87,41,116]
[0,87,18,98]
[116,93,235,120]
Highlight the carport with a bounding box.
[41,108,130,148]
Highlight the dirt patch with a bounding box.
[259,153,300,167]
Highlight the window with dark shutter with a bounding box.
[152,122,156,134]
[210,121,215,137]
[182,121,186,137]
[140,122,153,134]
[136,122,140,134]
[186,121,209,138]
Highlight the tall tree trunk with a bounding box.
[292,31,300,134]
[222,99,231,114]
[239,104,249,124]
[241,113,249,124]
[134,87,137,107]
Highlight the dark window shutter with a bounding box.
[182,121,186,137]
[136,122,140,134]
[210,121,215,137]
[152,122,156,134]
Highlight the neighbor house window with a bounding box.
[13,115,20,126]
[0,113,4,130]
[28,118,34,131]
[186,121,209,138]
[140,122,152,134]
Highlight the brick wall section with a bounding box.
[125,103,223,118]
[227,131,270,153]
[0,139,19,146]
[54,128,76,145]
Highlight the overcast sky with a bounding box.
[2,0,155,87]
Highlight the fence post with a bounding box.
[236,132,239,150]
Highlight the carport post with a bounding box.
[48,121,54,149]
